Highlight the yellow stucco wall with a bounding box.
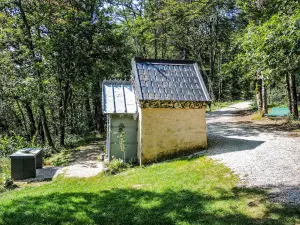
[140,107,207,163]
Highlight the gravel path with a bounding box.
[27,141,105,181]
[56,142,104,178]
[206,101,300,206]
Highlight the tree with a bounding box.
[234,7,300,116]
[225,0,299,116]
[0,0,132,148]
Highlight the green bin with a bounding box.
[10,148,43,180]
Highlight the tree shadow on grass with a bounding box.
[0,188,299,225]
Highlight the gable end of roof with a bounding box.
[131,58,144,100]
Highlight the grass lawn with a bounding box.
[0,156,299,225]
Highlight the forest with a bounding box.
[0,0,299,152]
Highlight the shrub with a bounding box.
[0,134,28,157]
[104,158,131,175]
[252,111,264,120]
[42,145,57,158]
[0,157,13,188]
[0,185,5,194]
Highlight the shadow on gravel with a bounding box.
[267,186,300,206]
[207,135,264,155]
[207,121,285,137]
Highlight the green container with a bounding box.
[10,148,43,180]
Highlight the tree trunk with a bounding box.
[286,73,292,113]
[50,106,58,136]
[290,72,299,118]
[70,102,76,134]
[40,105,55,149]
[23,100,36,138]
[59,96,65,146]
[209,47,215,101]
[93,81,104,132]
[16,100,29,138]
[255,78,263,112]
[161,24,167,59]
[218,52,222,102]
[11,107,23,135]
[94,97,104,132]
[262,79,268,114]
[59,81,71,146]
[58,82,70,146]
[85,94,93,129]
[38,116,45,144]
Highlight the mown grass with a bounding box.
[0,156,299,225]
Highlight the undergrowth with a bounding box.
[104,158,132,175]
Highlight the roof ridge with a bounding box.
[134,57,195,64]
[103,79,132,85]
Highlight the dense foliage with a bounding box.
[0,134,29,157]
[0,0,299,150]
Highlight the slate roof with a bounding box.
[132,57,211,102]
[102,80,137,114]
